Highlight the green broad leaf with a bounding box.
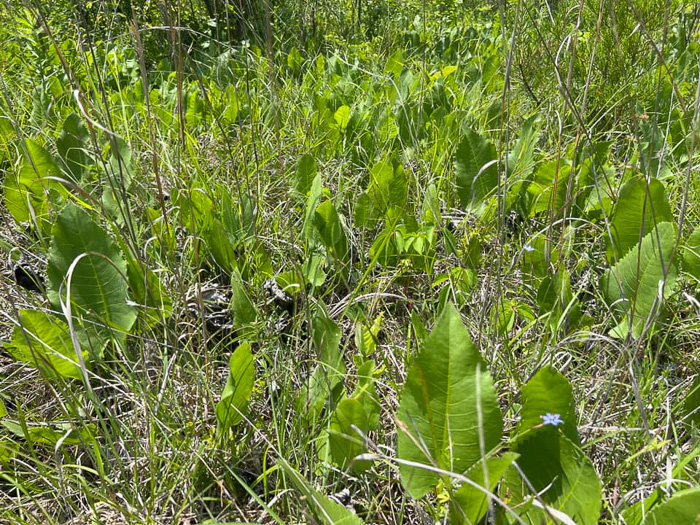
[294,153,317,195]
[352,359,380,430]
[315,500,363,525]
[305,311,346,417]
[222,85,239,125]
[302,174,323,243]
[536,268,581,334]
[368,160,407,212]
[204,218,238,273]
[230,269,257,331]
[421,183,441,225]
[334,105,351,132]
[0,398,7,419]
[680,375,700,427]
[521,235,560,282]
[177,186,214,232]
[681,226,700,281]
[450,452,519,525]
[276,461,364,525]
[56,113,91,182]
[384,49,404,78]
[313,311,345,390]
[506,431,601,525]
[2,420,95,447]
[528,160,571,216]
[507,115,539,179]
[303,251,327,288]
[124,252,172,326]
[221,191,256,246]
[455,128,498,209]
[353,192,378,229]
[0,439,18,463]
[9,310,93,379]
[397,302,503,499]
[355,315,382,358]
[601,222,678,339]
[517,366,579,445]
[47,203,137,337]
[314,199,349,266]
[107,136,134,186]
[505,366,600,524]
[216,342,255,433]
[606,177,672,263]
[4,138,67,227]
[329,398,371,471]
[642,487,700,524]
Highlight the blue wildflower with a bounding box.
[541,413,563,427]
[523,244,535,252]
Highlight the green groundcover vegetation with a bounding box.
[0,0,699,523]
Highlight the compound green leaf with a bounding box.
[397,302,503,498]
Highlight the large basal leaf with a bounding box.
[641,487,700,524]
[216,342,255,433]
[368,160,407,212]
[277,461,364,525]
[329,398,371,472]
[528,161,571,216]
[397,302,503,499]
[302,173,323,243]
[505,367,601,525]
[506,431,601,525]
[47,203,136,336]
[450,452,518,525]
[606,177,672,263]
[4,138,67,228]
[230,269,257,331]
[681,226,700,281]
[517,366,579,445]
[56,113,92,182]
[601,222,678,338]
[314,199,349,266]
[2,420,95,447]
[455,127,498,208]
[9,310,93,379]
[536,268,581,335]
[124,251,173,326]
[507,115,539,179]
[301,309,346,420]
[294,153,317,195]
